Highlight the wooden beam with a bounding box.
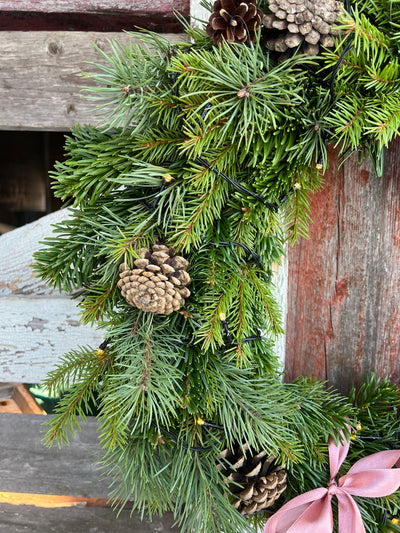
[0,210,103,383]
[0,0,188,14]
[0,413,179,532]
[0,414,110,496]
[0,0,189,32]
[0,31,185,131]
[285,141,400,394]
[0,503,178,532]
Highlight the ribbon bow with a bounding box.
[264,431,400,533]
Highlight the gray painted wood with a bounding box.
[0,31,184,131]
[0,414,179,532]
[0,209,71,297]
[0,415,106,495]
[0,504,179,533]
[0,211,103,383]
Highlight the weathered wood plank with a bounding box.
[0,296,103,382]
[0,209,71,297]
[0,504,179,533]
[0,31,185,131]
[0,414,107,495]
[0,0,189,32]
[0,0,188,14]
[0,414,179,532]
[285,141,400,393]
[0,210,103,383]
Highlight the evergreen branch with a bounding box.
[43,347,113,447]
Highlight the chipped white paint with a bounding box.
[0,296,102,383]
[0,211,103,382]
[271,248,288,372]
[0,209,70,297]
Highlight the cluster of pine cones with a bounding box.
[206,0,343,56]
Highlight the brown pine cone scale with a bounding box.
[219,444,287,515]
[206,0,263,45]
[118,245,191,316]
[263,0,343,55]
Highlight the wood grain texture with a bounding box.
[0,414,108,495]
[0,210,103,383]
[285,141,400,393]
[0,504,179,532]
[0,209,71,297]
[0,414,179,532]
[0,296,103,383]
[0,31,185,131]
[0,0,189,32]
[0,0,188,14]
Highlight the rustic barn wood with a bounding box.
[285,141,400,394]
[0,206,287,381]
[0,210,103,383]
[0,504,179,533]
[0,413,179,532]
[0,414,111,495]
[0,504,180,533]
[0,31,185,131]
[0,0,189,32]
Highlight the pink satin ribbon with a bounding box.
[264,431,400,533]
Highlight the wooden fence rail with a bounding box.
[0,413,179,532]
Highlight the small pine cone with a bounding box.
[219,444,287,515]
[206,0,263,46]
[262,0,343,56]
[117,244,191,316]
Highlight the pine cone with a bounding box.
[262,0,343,55]
[117,245,191,316]
[206,0,263,46]
[219,444,287,515]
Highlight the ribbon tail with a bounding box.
[264,488,331,533]
[337,491,365,533]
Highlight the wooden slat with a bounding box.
[0,208,72,297]
[0,413,179,531]
[0,31,185,131]
[0,296,103,383]
[285,141,400,394]
[0,0,188,14]
[0,210,103,383]
[0,503,178,532]
[0,0,189,32]
[0,414,109,495]
[11,384,46,414]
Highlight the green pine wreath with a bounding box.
[34,0,400,531]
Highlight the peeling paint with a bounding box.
[66,319,80,327]
[27,317,48,332]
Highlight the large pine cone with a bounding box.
[219,444,287,515]
[206,0,263,46]
[263,0,343,55]
[118,245,191,316]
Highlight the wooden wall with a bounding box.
[285,140,400,393]
[0,0,189,32]
[0,0,398,395]
[0,31,184,131]
[0,2,188,384]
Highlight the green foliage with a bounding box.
[33,4,400,532]
[322,3,400,173]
